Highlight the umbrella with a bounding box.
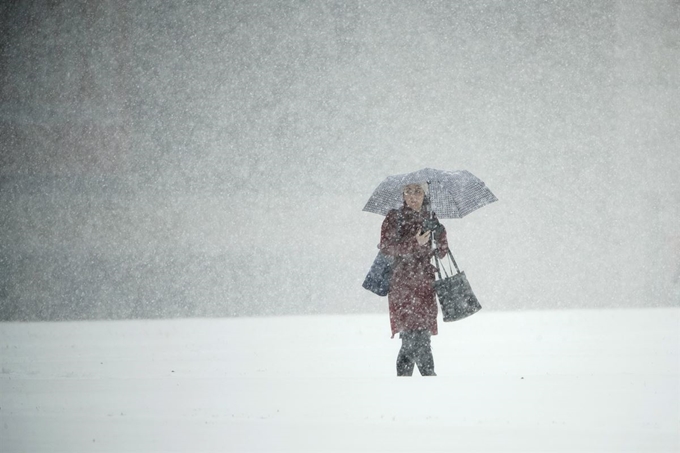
[363,168,497,218]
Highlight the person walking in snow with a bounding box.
[379,183,449,376]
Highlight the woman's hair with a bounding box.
[402,183,429,195]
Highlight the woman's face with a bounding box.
[403,184,425,211]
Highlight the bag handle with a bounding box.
[432,240,461,280]
[425,204,460,280]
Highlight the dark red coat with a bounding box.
[380,205,449,338]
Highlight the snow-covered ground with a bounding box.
[1,309,678,452]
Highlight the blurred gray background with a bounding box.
[1,0,678,321]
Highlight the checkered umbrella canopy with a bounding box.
[362,168,497,218]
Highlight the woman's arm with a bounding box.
[434,226,450,259]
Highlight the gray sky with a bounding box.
[1,0,679,320]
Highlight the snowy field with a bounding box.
[1,309,678,452]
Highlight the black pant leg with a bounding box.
[414,331,436,376]
[396,337,415,376]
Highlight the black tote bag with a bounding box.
[362,211,402,297]
[433,249,481,322]
[362,251,394,297]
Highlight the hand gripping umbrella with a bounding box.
[362,168,497,321]
[362,168,497,219]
